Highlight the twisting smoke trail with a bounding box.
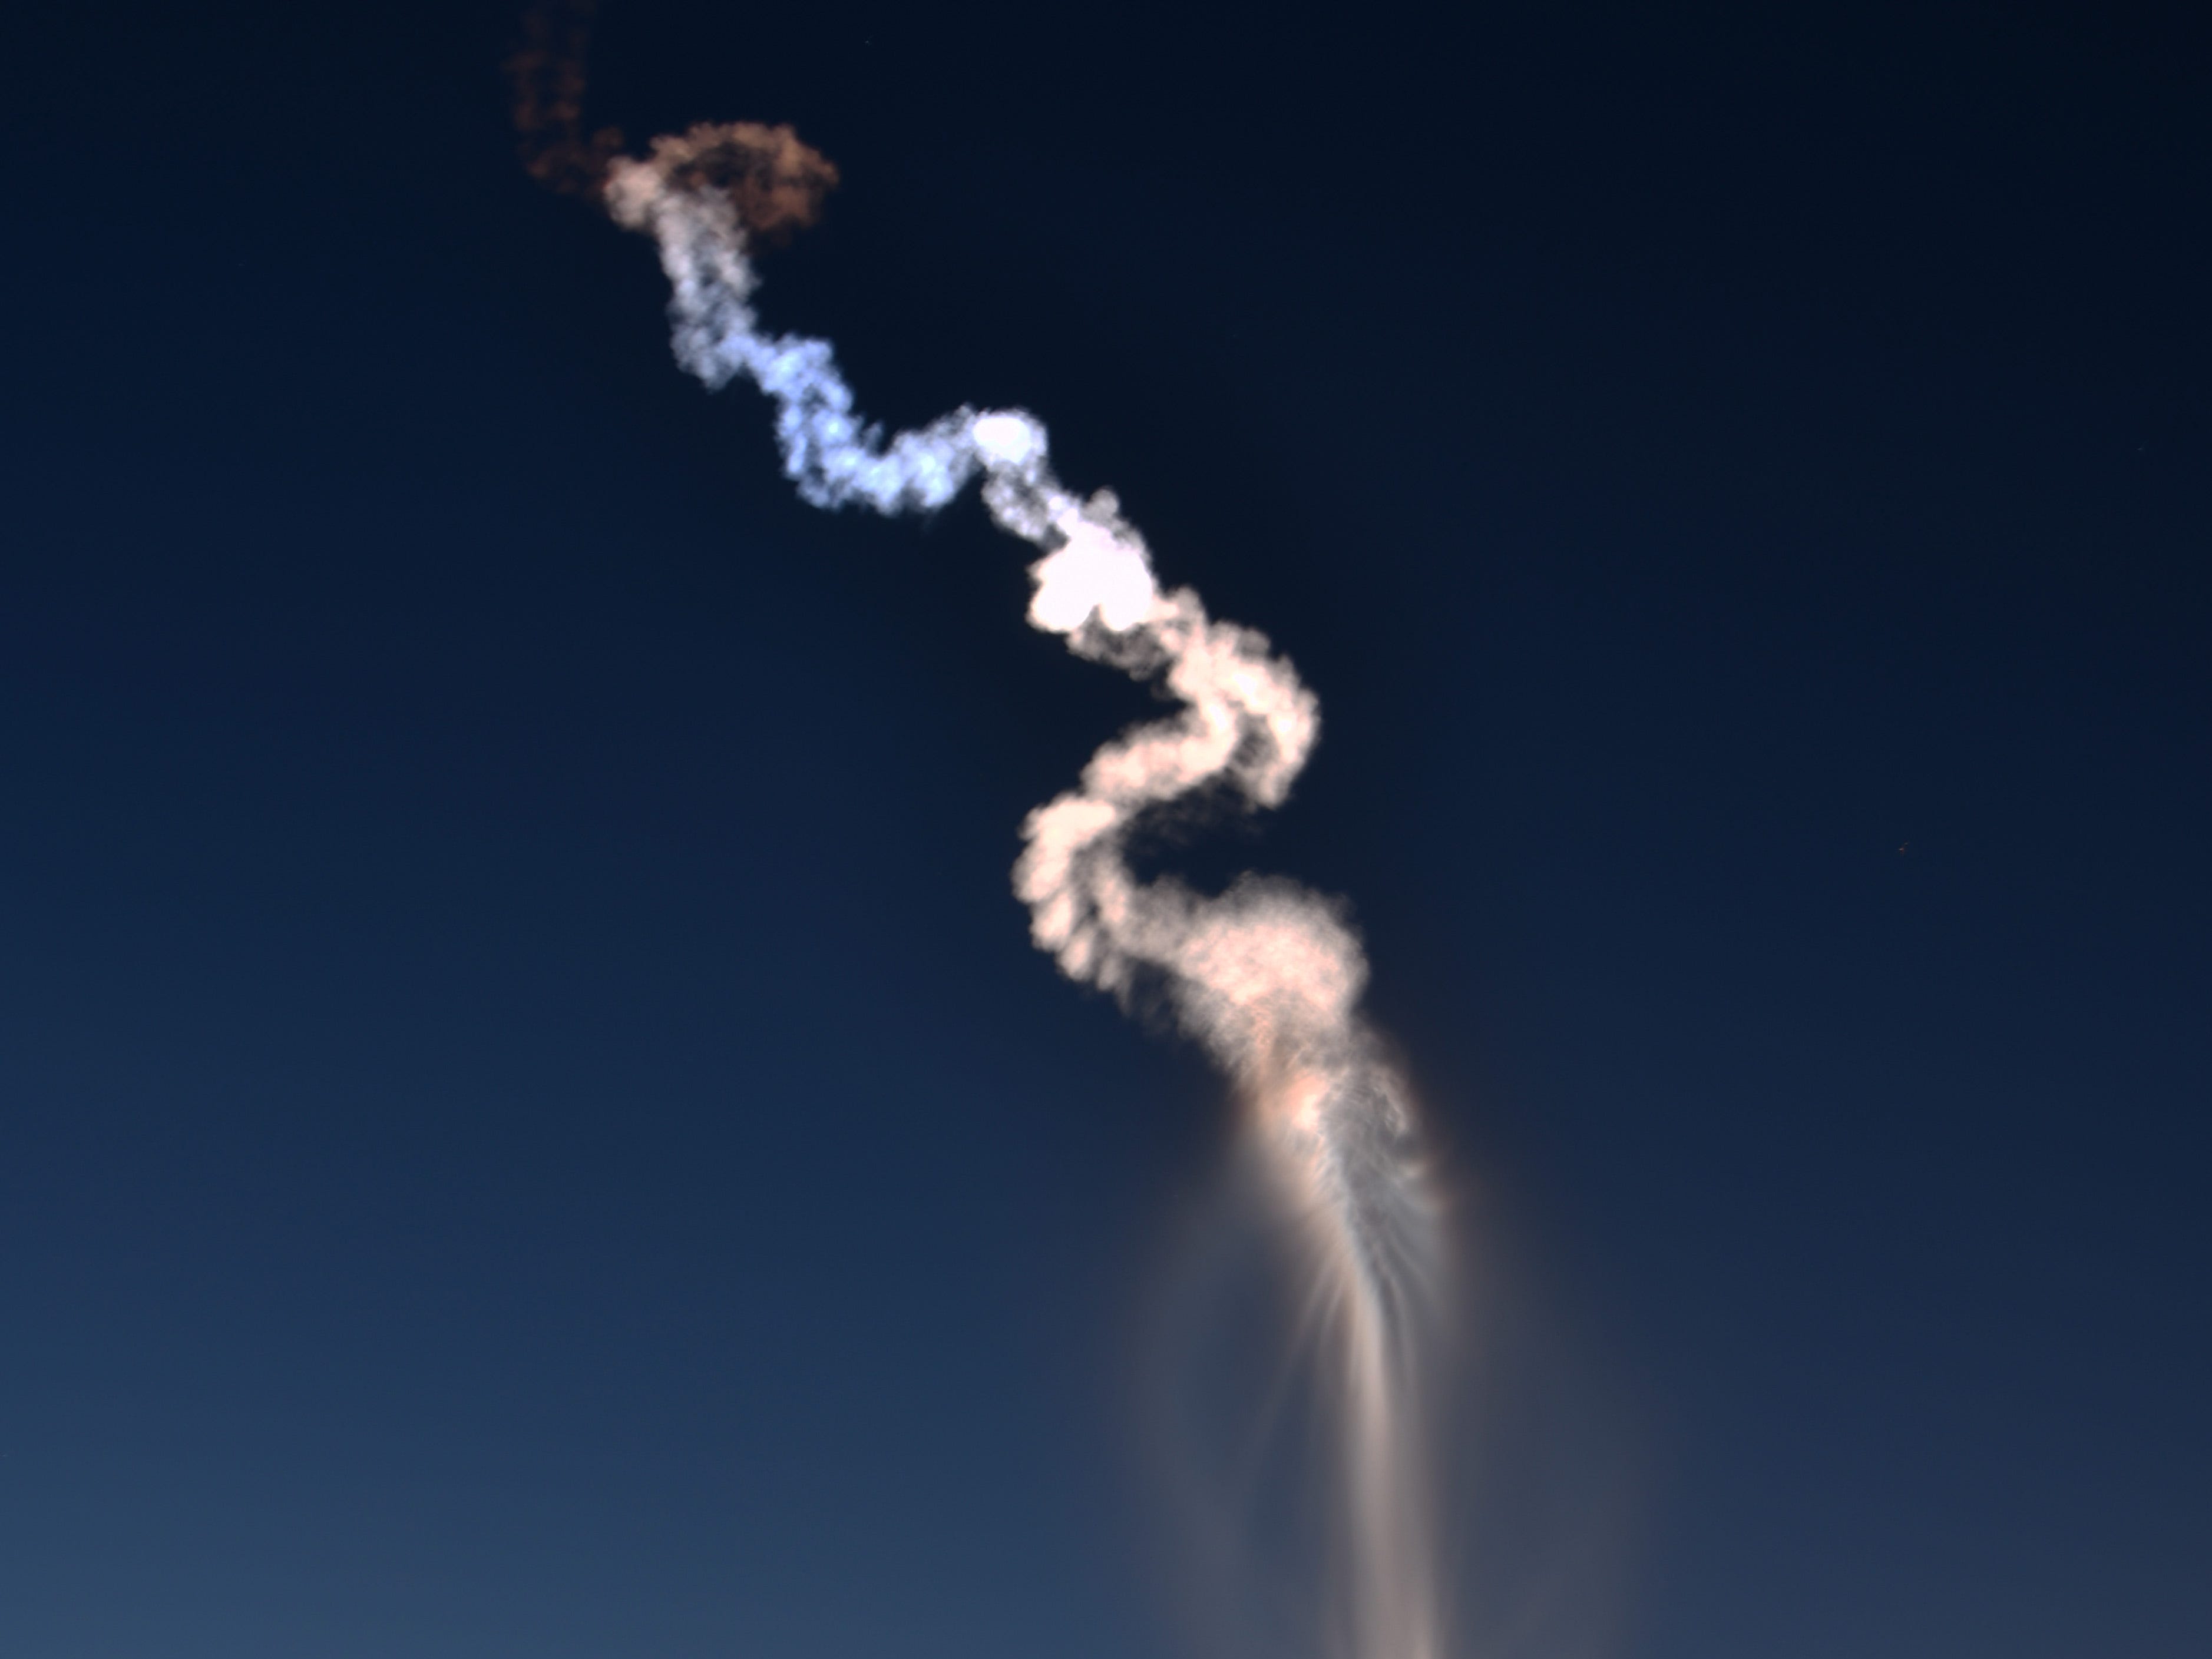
[520,24,1449,1650]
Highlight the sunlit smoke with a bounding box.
[600,121,1445,1659]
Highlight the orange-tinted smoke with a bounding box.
[627,122,840,244]
[508,5,839,242]
[508,0,623,195]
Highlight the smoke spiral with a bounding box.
[603,125,1446,1659]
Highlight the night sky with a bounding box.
[8,3,2208,1656]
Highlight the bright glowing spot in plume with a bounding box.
[971,409,1046,468]
[1027,518,1158,634]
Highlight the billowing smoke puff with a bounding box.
[606,126,1443,1659]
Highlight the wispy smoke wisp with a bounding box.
[603,128,1444,1659]
[507,0,624,195]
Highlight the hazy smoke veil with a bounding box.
[604,128,1446,1659]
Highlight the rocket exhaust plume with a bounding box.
[520,22,1449,1655]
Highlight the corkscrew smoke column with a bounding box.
[593,112,1444,1659]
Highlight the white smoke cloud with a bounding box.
[606,131,1444,1659]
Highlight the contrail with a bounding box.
[537,55,1449,1658]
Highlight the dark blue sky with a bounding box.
[7,4,2207,1656]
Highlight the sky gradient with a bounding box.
[6,4,2209,1656]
